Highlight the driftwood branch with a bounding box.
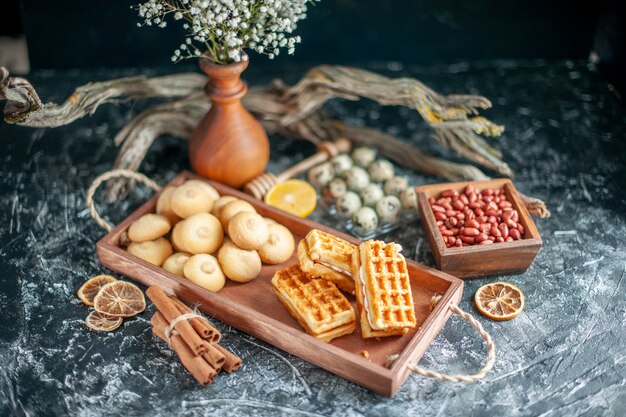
[0,65,549,217]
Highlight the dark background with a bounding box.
[0,0,624,98]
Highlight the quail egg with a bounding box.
[376,195,402,224]
[352,207,379,235]
[326,178,348,199]
[360,184,384,207]
[383,176,409,197]
[400,187,418,211]
[345,167,370,192]
[336,191,362,219]
[368,159,395,183]
[351,146,377,168]
[307,162,334,188]
[330,154,353,176]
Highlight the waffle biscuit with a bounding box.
[297,229,356,293]
[272,264,356,342]
[352,240,417,338]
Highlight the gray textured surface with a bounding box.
[1,60,625,416]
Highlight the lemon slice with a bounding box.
[77,275,117,306]
[474,281,524,321]
[264,180,317,218]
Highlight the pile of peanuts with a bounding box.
[428,185,525,248]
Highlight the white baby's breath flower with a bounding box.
[134,0,317,64]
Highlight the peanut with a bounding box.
[428,184,526,248]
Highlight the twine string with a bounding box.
[86,169,161,231]
[388,303,496,383]
[164,311,208,345]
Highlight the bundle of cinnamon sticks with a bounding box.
[146,286,242,385]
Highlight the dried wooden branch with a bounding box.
[0,65,549,217]
[0,67,206,126]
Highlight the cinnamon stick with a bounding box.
[150,312,217,385]
[201,341,225,369]
[146,286,207,356]
[169,296,222,343]
[214,344,242,373]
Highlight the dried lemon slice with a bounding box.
[264,179,317,218]
[77,275,118,306]
[474,281,525,321]
[85,311,123,332]
[93,281,146,318]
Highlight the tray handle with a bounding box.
[87,169,162,231]
[389,301,496,383]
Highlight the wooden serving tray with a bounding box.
[97,171,463,397]
[415,178,542,279]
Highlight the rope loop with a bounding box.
[86,169,161,231]
[388,303,496,383]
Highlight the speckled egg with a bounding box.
[376,195,402,224]
[307,162,334,188]
[330,154,353,176]
[352,147,377,168]
[336,191,362,219]
[400,187,418,211]
[368,159,395,183]
[345,167,370,192]
[327,178,348,199]
[352,207,379,235]
[360,184,384,207]
[383,176,409,197]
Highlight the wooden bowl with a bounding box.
[415,178,542,279]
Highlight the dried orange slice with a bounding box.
[93,281,146,317]
[77,275,117,306]
[264,179,317,218]
[85,311,123,332]
[474,281,525,321]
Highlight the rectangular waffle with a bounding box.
[352,240,417,338]
[272,264,356,342]
[298,229,356,293]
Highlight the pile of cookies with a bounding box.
[307,147,418,237]
[124,179,295,292]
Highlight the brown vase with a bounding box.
[189,54,269,188]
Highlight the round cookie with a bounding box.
[383,176,409,197]
[263,217,278,227]
[330,154,353,176]
[336,191,362,219]
[170,183,214,218]
[352,146,377,168]
[184,254,225,292]
[175,212,224,254]
[128,213,171,243]
[162,252,191,277]
[211,195,238,217]
[376,195,402,224]
[228,212,269,250]
[368,159,395,183]
[219,200,256,231]
[156,186,181,225]
[127,237,173,266]
[345,167,370,192]
[170,221,186,252]
[258,223,295,264]
[307,162,334,188]
[352,207,379,235]
[218,241,262,283]
[183,179,220,202]
[360,184,384,207]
